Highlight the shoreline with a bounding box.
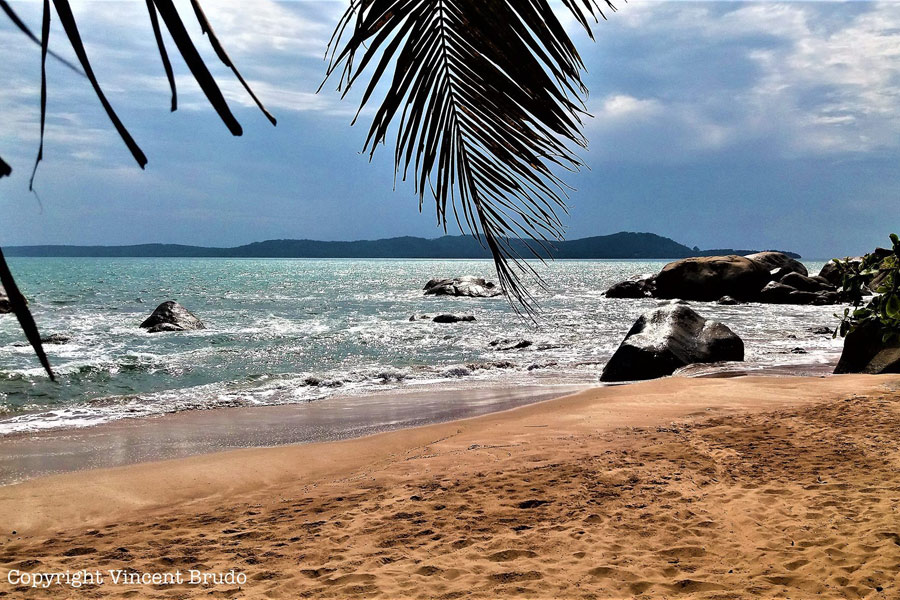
[0,357,838,486]
[0,374,893,532]
[0,383,587,486]
[1,373,898,598]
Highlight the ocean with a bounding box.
[0,257,842,435]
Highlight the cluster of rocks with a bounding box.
[424,276,501,298]
[600,302,744,382]
[605,251,840,305]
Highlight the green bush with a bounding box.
[835,233,900,343]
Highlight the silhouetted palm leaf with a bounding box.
[0,0,82,75]
[2,0,275,376]
[325,0,613,311]
[0,249,54,380]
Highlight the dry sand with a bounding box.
[1,374,899,599]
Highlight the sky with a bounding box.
[1,1,899,258]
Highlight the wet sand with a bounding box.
[1,374,899,599]
[0,384,586,485]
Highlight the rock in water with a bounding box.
[834,322,900,375]
[600,304,744,382]
[140,301,206,333]
[433,314,476,324]
[424,277,502,298]
[745,251,808,277]
[489,338,533,351]
[779,272,834,293]
[605,274,656,298]
[654,256,770,302]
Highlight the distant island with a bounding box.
[3,232,800,260]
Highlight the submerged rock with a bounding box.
[489,338,533,351]
[140,301,206,333]
[717,296,740,305]
[433,314,476,324]
[442,366,473,378]
[654,255,770,302]
[41,334,71,345]
[600,304,744,382]
[424,277,502,298]
[834,322,900,375]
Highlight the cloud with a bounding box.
[596,94,663,120]
[581,1,900,162]
[0,0,355,174]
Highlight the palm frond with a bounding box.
[29,0,50,190]
[188,0,277,126]
[325,0,613,312]
[0,0,82,75]
[0,248,54,380]
[146,0,178,112]
[2,1,276,375]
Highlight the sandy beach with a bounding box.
[0,374,897,598]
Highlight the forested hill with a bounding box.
[4,232,800,259]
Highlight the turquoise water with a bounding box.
[0,258,841,433]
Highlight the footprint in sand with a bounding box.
[487,550,537,562]
[517,499,551,509]
[62,547,96,557]
[488,571,543,583]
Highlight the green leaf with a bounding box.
[885,294,900,319]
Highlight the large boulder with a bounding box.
[140,301,206,333]
[745,251,808,278]
[654,255,770,301]
[424,277,502,298]
[834,322,900,375]
[600,304,744,382]
[605,274,655,298]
